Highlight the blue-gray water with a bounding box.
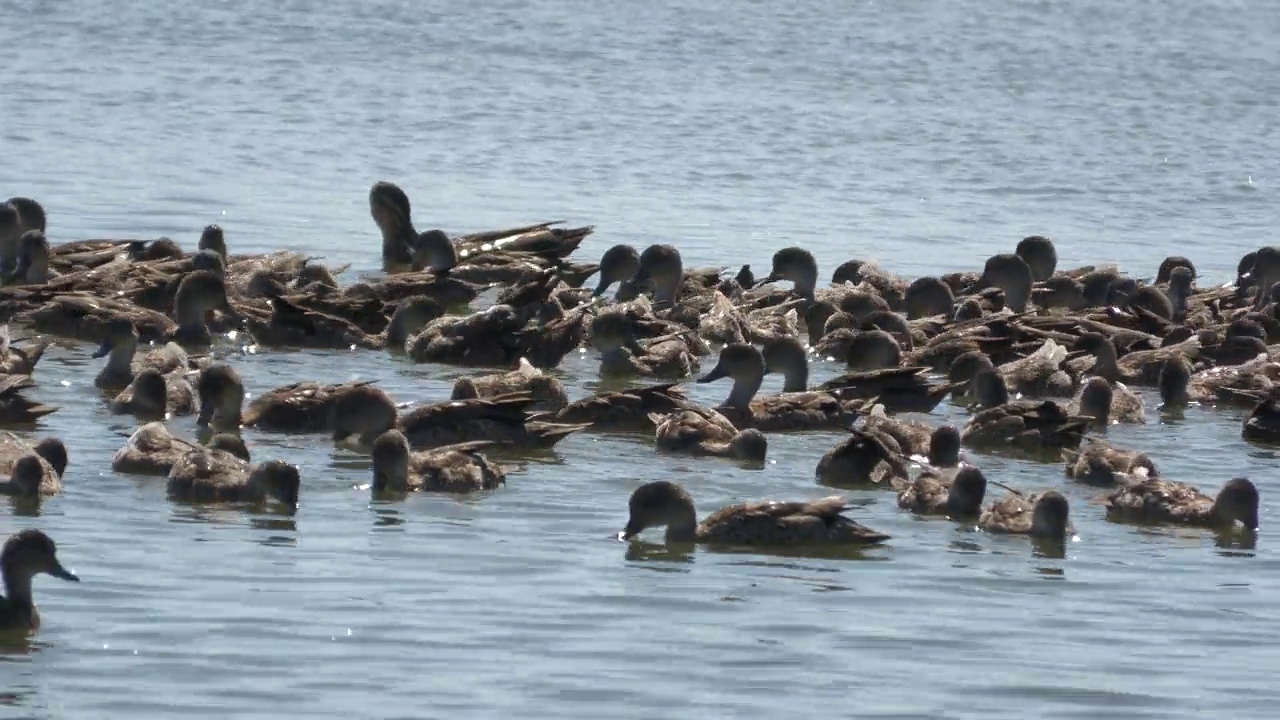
[2,0,1279,717]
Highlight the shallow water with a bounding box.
[2,0,1279,717]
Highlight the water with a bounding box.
[1,0,1278,717]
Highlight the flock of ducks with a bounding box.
[0,182,1273,631]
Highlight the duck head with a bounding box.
[1156,256,1196,284]
[860,310,913,351]
[632,244,683,307]
[947,466,987,516]
[980,253,1033,313]
[198,224,228,262]
[173,270,237,346]
[760,336,809,392]
[385,297,446,350]
[31,438,68,479]
[248,460,301,509]
[411,229,458,275]
[1076,377,1113,426]
[803,301,837,343]
[119,370,169,419]
[1015,236,1057,282]
[191,249,226,277]
[971,368,1010,409]
[952,299,985,321]
[1073,332,1119,380]
[903,276,955,320]
[328,384,397,445]
[592,244,640,298]
[589,312,645,359]
[208,433,251,462]
[758,247,819,301]
[928,425,961,467]
[196,363,245,430]
[619,480,699,542]
[92,318,141,375]
[698,343,766,411]
[1212,478,1260,530]
[1247,246,1280,310]
[728,429,768,462]
[11,230,50,285]
[1,529,79,598]
[845,329,902,371]
[370,429,412,492]
[947,350,996,395]
[4,455,46,496]
[1030,491,1071,539]
[1033,276,1088,312]
[839,291,891,321]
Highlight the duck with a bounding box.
[896,465,987,518]
[167,450,300,510]
[648,407,768,462]
[195,363,388,437]
[978,490,1073,540]
[863,406,960,467]
[370,430,505,494]
[1103,477,1258,531]
[0,529,79,631]
[1069,376,1145,426]
[109,368,197,419]
[814,427,911,487]
[0,454,60,497]
[8,229,55,285]
[327,386,589,451]
[404,304,527,367]
[819,363,958,414]
[91,317,200,389]
[548,382,697,432]
[1075,331,1201,386]
[238,292,378,350]
[698,342,861,431]
[113,421,250,476]
[1241,389,1280,443]
[960,369,1091,454]
[0,433,67,481]
[617,480,890,546]
[19,269,238,349]
[590,310,698,379]
[826,328,902,371]
[0,374,57,425]
[1062,439,1158,486]
[450,358,569,412]
[1159,354,1280,408]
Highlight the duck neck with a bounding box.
[664,505,699,543]
[105,342,137,380]
[793,268,818,302]
[25,253,48,284]
[725,374,763,412]
[781,361,808,393]
[1092,342,1119,380]
[1166,286,1189,317]
[1,566,33,610]
[653,273,681,307]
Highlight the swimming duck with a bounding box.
[370,430,505,494]
[700,342,861,431]
[1062,439,1158,486]
[450,358,569,412]
[0,433,67,480]
[404,304,527,367]
[590,310,698,378]
[110,368,197,419]
[815,427,911,487]
[978,490,1073,540]
[896,465,987,518]
[113,421,249,476]
[1075,331,1201,386]
[648,407,768,462]
[0,454,60,497]
[326,386,587,451]
[819,365,957,414]
[0,375,56,425]
[0,529,79,631]
[238,292,377,350]
[1160,354,1280,408]
[618,480,889,546]
[1241,388,1280,443]
[960,369,1091,454]
[167,450,299,510]
[1069,376,1145,426]
[1103,477,1259,531]
[863,405,960,466]
[195,363,387,437]
[91,317,200,389]
[548,383,697,432]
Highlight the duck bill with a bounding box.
[696,365,728,384]
[617,519,643,541]
[90,338,114,359]
[753,272,781,288]
[50,561,79,583]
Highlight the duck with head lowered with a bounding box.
[960,368,1091,456]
